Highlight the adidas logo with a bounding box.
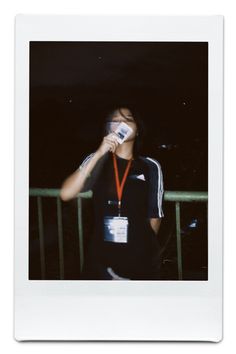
[129,174,146,181]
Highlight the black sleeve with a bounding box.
[77,151,109,192]
[77,152,96,172]
[146,157,164,218]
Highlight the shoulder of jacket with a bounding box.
[139,156,162,168]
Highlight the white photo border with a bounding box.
[14,15,223,341]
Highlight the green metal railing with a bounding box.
[164,191,208,280]
[29,188,207,280]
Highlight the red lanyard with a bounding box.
[112,153,132,214]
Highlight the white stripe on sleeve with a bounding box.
[77,152,96,171]
[146,157,164,217]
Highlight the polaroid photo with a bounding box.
[14,15,223,341]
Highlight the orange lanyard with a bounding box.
[112,153,132,214]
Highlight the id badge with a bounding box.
[104,216,129,243]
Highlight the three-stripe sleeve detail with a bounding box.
[143,156,164,218]
[78,152,96,171]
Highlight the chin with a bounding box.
[125,136,135,142]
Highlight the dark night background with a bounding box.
[29,42,208,280]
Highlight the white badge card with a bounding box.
[14,15,223,342]
[114,122,133,144]
[104,216,129,243]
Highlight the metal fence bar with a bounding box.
[77,197,84,273]
[56,196,64,280]
[175,202,183,280]
[164,191,207,202]
[30,188,92,198]
[30,189,207,202]
[36,196,46,279]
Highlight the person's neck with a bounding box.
[114,141,134,160]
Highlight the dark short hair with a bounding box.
[102,104,146,157]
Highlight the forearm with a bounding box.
[149,218,162,235]
[60,149,104,201]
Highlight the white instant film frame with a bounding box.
[14,15,223,341]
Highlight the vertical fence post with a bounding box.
[37,196,46,279]
[77,197,84,273]
[175,202,183,280]
[56,196,64,279]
